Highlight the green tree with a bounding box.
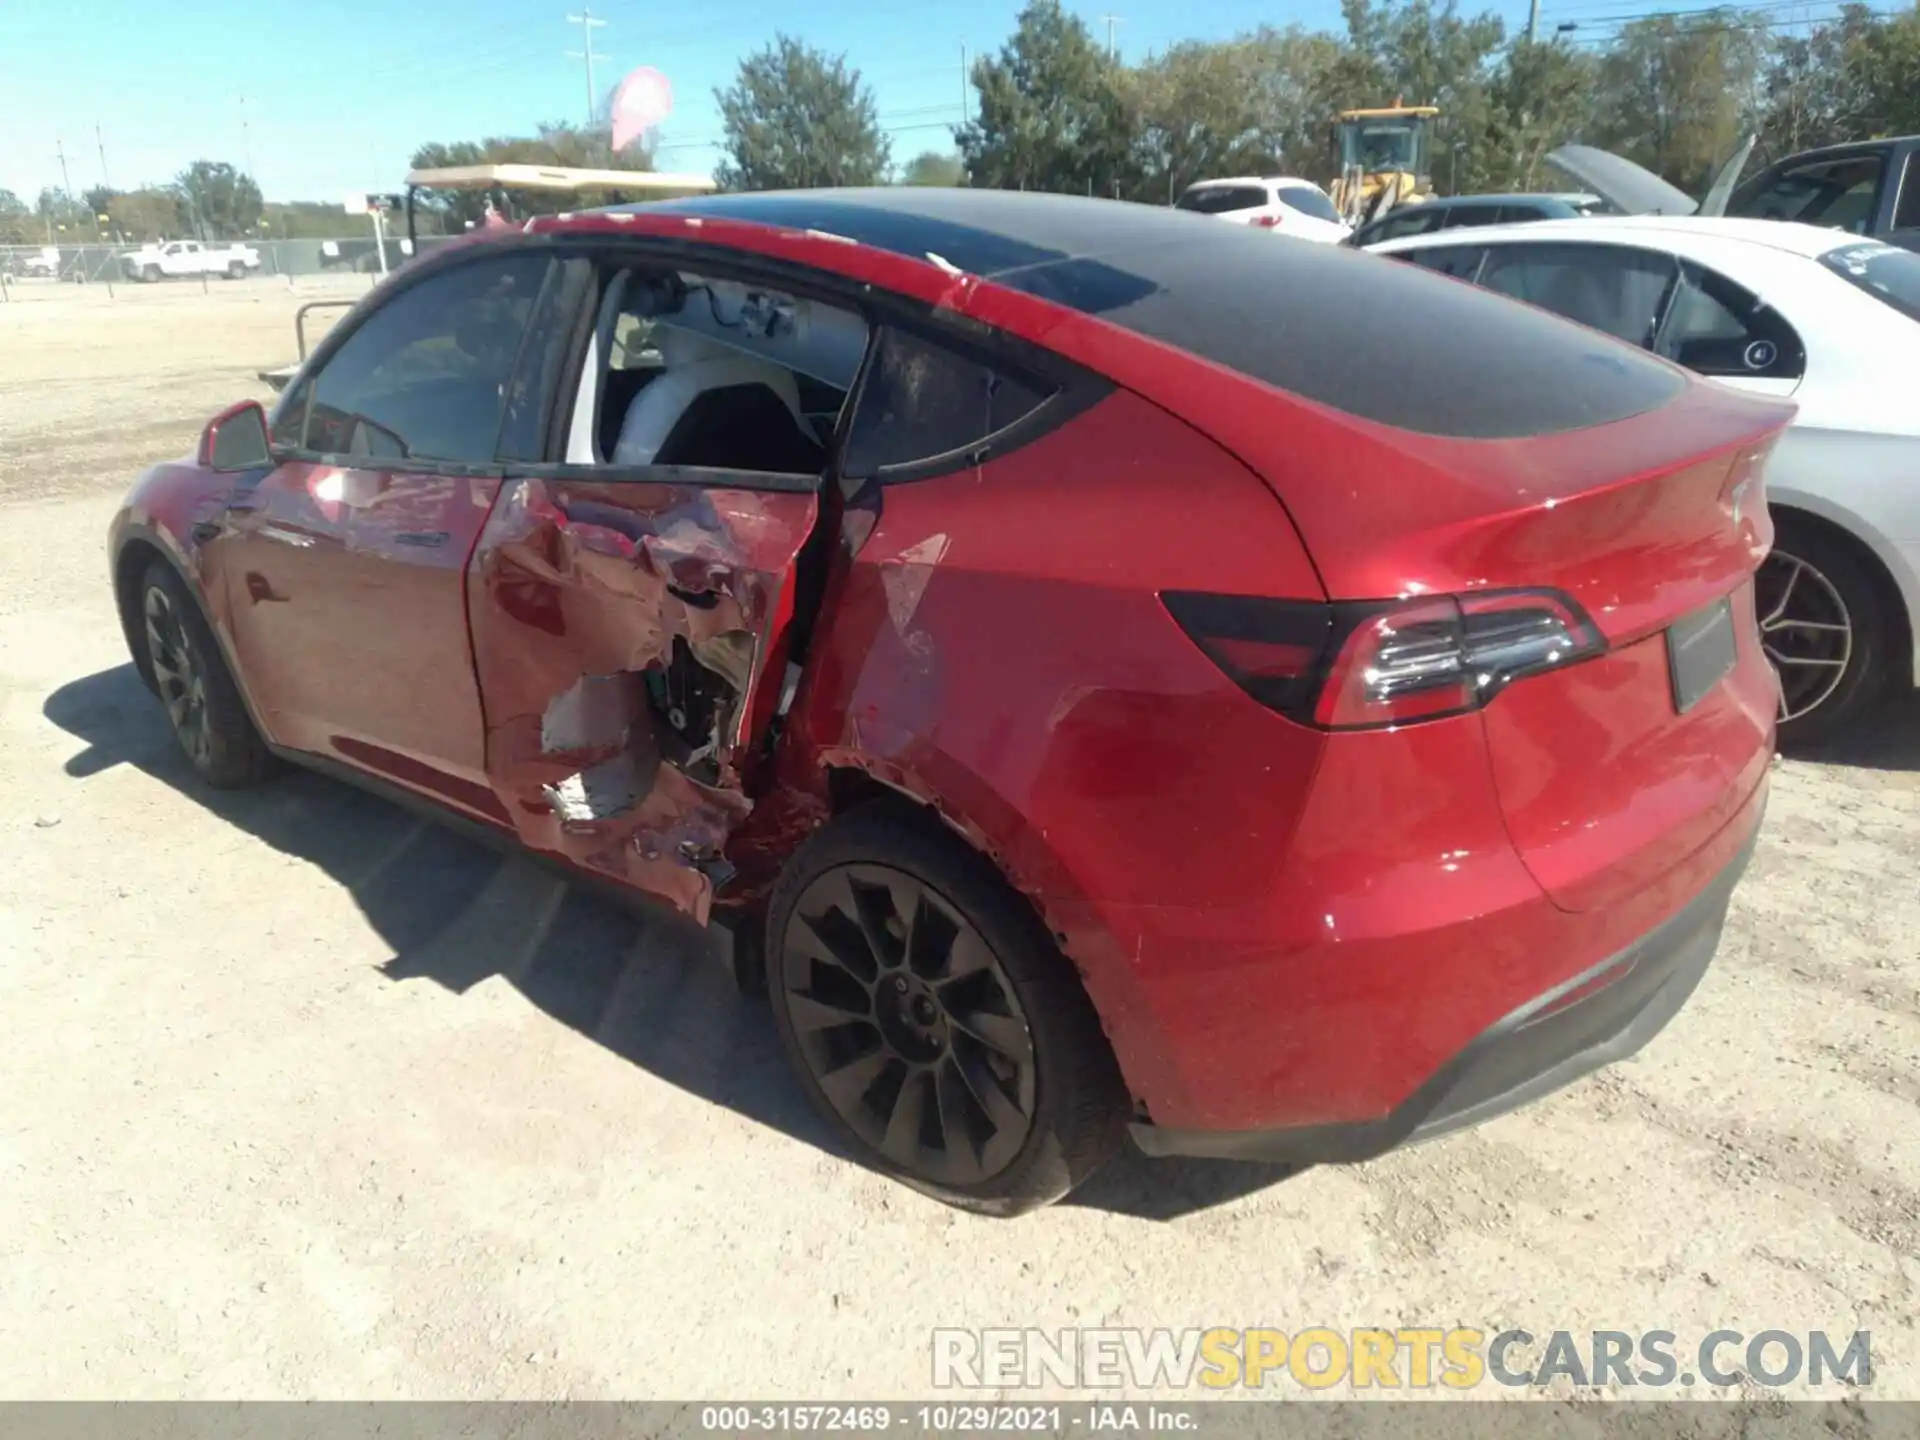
[1588,10,1767,191]
[174,160,264,238]
[900,151,966,185]
[958,0,1136,196]
[1479,38,1596,192]
[1759,2,1920,158]
[715,36,891,190]
[106,189,184,242]
[0,188,31,244]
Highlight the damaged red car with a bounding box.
[109,190,1789,1214]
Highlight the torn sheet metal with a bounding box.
[467,475,817,922]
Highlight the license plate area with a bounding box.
[1667,595,1737,714]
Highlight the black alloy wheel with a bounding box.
[780,863,1039,1186]
[144,581,212,770]
[1759,518,1890,742]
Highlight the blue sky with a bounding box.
[0,0,1822,205]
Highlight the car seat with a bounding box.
[611,327,814,469]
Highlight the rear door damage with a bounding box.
[466,473,817,921]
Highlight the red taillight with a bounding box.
[1162,589,1604,731]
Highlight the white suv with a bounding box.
[1174,177,1352,244]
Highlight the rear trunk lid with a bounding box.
[1250,377,1793,913]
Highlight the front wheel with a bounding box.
[142,264,160,283]
[226,261,246,280]
[766,803,1127,1216]
[140,560,271,788]
[1760,517,1890,744]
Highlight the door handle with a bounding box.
[393,531,450,548]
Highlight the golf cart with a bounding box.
[257,163,717,393]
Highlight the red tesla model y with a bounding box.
[108,190,1789,1214]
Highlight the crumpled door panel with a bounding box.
[466,475,818,920]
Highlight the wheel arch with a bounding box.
[1769,498,1917,691]
[812,755,1164,1121]
[112,523,275,735]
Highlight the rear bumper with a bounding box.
[1129,822,1756,1165]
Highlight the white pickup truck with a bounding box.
[121,240,262,282]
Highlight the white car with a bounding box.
[121,239,262,282]
[1373,213,1920,739]
[1174,176,1351,243]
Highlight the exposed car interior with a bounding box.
[565,264,869,475]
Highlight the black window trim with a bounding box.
[266,243,559,479]
[839,318,1107,487]
[1892,148,1920,233]
[269,228,1114,494]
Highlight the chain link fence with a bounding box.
[0,235,463,295]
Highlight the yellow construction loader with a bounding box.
[1330,105,1440,227]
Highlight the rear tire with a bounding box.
[139,559,271,789]
[1763,515,1889,745]
[226,261,246,280]
[765,802,1127,1216]
[142,264,160,283]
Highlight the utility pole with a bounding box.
[960,42,968,126]
[95,126,112,191]
[1101,14,1124,61]
[54,139,94,241]
[238,94,255,179]
[1527,0,1540,43]
[566,9,608,127]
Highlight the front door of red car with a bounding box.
[218,250,555,823]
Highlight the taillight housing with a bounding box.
[1162,588,1605,730]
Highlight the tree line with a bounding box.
[719,0,1920,200]
[8,0,1914,248]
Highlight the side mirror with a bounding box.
[198,400,274,472]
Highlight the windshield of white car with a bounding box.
[1821,242,1920,324]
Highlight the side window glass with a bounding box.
[1478,243,1677,348]
[302,253,550,464]
[269,373,312,450]
[1408,245,1485,280]
[842,327,1056,479]
[1441,205,1501,230]
[1740,157,1883,233]
[1894,154,1920,232]
[1657,262,1806,380]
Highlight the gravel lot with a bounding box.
[0,280,1915,1404]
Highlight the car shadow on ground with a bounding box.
[43,663,1295,1221]
[1783,692,1920,772]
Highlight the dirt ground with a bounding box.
[0,281,1915,1405]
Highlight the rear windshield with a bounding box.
[1278,187,1341,223]
[993,229,1686,438]
[1176,186,1265,215]
[1822,242,1920,323]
